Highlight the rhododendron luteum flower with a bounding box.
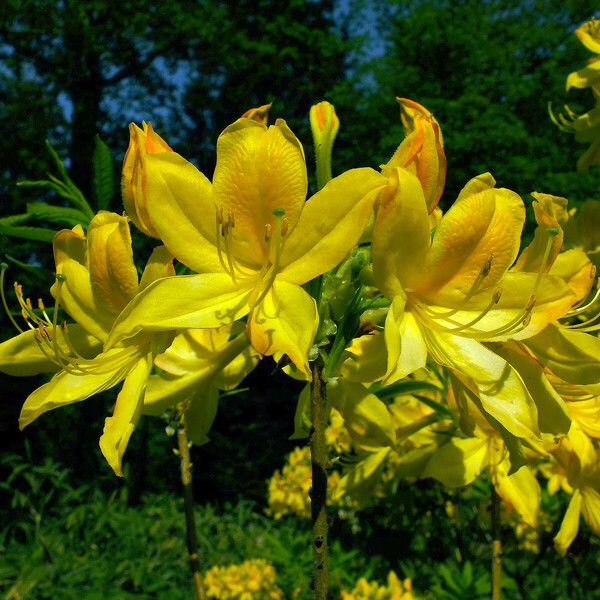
[0,212,175,475]
[108,116,387,374]
[370,169,581,439]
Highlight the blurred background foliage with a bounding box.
[1,0,600,597]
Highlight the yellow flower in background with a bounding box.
[551,18,600,169]
[203,559,283,599]
[0,211,175,475]
[109,117,387,375]
[341,571,417,600]
[548,425,600,555]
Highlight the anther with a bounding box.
[281,216,289,237]
[264,223,272,242]
[481,255,494,278]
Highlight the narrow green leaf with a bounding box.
[372,380,442,400]
[26,202,89,227]
[92,135,115,210]
[0,213,31,226]
[0,225,56,243]
[4,255,50,283]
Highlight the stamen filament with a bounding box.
[251,208,286,309]
[1,264,24,333]
[425,255,494,319]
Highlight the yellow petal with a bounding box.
[425,330,540,439]
[331,447,391,504]
[122,122,173,237]
[575,20,600,53]
[19,348,134,428]
[494,342,571,435]
[143,151,221,273]
[554,490,582,555]
[139,245,175,291]
[416,173,525,301]
[340,332,387,383]
[53,225,86,268]
[383,296,427,382]
[87,211,138,313]
[106,273,253,348]
[372,167,431,297]
[0,326,100,376]
[526,323,600,385]
[214,118,307,266]
[279,168,386,285]
[494,460,541,527]
[383,98,446,212]
[514,192,567,273]
[184,386,220,445]
[549,248,595,302]
[566,58,600,91]
[581,487,600,537]
[327,380,396,451]
[99,353,152,476]
[422,436,489,487]
[247,280,317,376]
[55,259,115,342]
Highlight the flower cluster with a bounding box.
[1,56,599,557]
[340,572,416,600]
[203,559,283,599]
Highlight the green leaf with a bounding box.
[0,213,31,226]
[0,224,56,243]
[26,202,89,227]
[4,255,50,284]
[92,135,115,210]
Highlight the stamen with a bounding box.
[51,275,65,363]
[264,223,272,243]
[252,208,287,308]
[420,288,503,334]
[425,254,494,319]
[0,263,23,333]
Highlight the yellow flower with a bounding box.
[107,118,387,375]
[550,424,600,555]
[0,211,175,475]
[371,169,579,439]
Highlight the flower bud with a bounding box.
[122,122,172,237]
[382,98,446,213]
[309,100,340,190]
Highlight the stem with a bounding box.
[310,358,329,600]
[491,484,502,600]
[177,422,207,600]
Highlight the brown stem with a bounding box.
[177,422,207,600]
[310,358,329,600]
[491,484,502,600]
